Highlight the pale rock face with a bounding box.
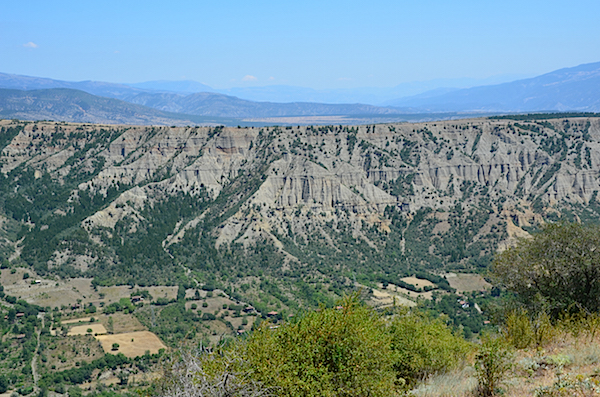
[3,118,600,259]
[83,186,147,230]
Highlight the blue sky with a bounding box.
[2,1,599,89]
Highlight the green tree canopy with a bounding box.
[492,222,600,317]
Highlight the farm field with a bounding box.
[444,273,491,293]
[400,276,436,289]
[371,284,417,308]
[67,324,107,336]
[96,331,167,357]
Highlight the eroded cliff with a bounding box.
[1,116,599,297]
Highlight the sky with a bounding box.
[1,1,600,89]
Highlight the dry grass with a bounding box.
[97,312,146,333]
[99,285,178,304]
[67,324,107,336]
[411,326,600,397]
[2,274,103,308]
[96,331,167,358]
[401,276,436,289]
[371,285,417,308]
[377,282,433,300]
[410,368,477,396]
[444,273,491,293]
[62,317,93,325]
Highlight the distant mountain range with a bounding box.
[0,87,410,126]
[0,73,146,102]
[0,72,529,105]
[124,91,402,118]
[385,62,600,112]
[0,88,233,126]
[0,61,599,125]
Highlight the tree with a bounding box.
[117,370,129,386]
[492,222,600,317]
[0,374,7,393]
[112,343,119,351]
[68,386,82,397]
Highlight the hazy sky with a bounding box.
[2,1,599,89]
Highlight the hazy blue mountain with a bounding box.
[0,73,405,114]
[0,71,529,106]
[387,62,600,112]
[0,72,147,101]
[2,62,600,119]
[220,74,529,105]
[0,88,228,125]
[0,87,410,126]
[127,91,403,117]
[128,80,216,93]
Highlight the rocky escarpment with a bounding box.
[2,116,600,290]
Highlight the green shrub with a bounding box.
[389,310,472,387]
[243,294,397,397]
[19,386,34,395]
[532,311,556,347]
[67,386,82,397]
[503,309,557,349]
[475,334,512,397]
[156,296,474,396]
[503,309,534,349]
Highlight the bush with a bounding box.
[18,386,34,395]
[244,294,397,397]
[389,310,472,387]
[67,386,82,397]
[202,313,216,321]
[503,309,534,349]
[155,296,473,396]
[475,334,512,397]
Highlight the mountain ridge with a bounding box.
[0,88,231,126]
[386,61,600,112]
[0,87,415,125]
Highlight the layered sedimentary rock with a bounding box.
[2,117,600,272]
